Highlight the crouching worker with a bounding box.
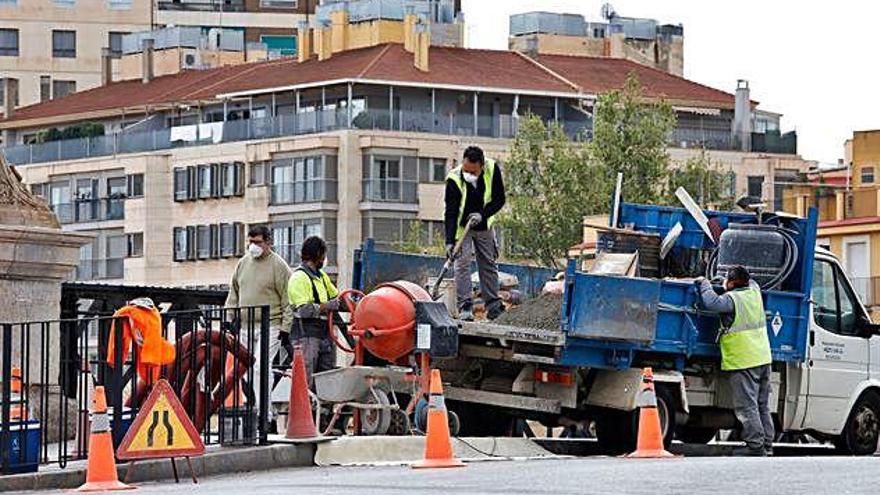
[287,235,344,385]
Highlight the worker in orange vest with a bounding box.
[106,297,175,384]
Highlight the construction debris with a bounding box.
[493,293,563,330]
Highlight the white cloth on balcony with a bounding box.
[170,124,198,142]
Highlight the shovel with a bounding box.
[430,217,478,300]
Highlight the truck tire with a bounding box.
[596,385,676,454]
[676,426,717,444]
[835,392,880,455]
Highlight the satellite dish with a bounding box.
[601,3,616,20]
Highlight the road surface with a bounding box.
[16,455,880,494]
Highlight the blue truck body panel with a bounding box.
[352,203,819,372]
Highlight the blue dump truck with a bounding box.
[354,201,880,455]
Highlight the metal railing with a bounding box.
[0,306,270,474]
[156,0,246,12]
[270,180,338,205]
[3,110,592,166]
[50,198,125,224]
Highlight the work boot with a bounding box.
[459,307,475,322]
[732,446,766,457]
[764,445,774,457]
[486,304,506,321]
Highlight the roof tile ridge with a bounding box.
[512,51,582,94]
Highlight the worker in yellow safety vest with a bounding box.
[444,146,506,322]
[287,235,342,385]
[696,265,774,456]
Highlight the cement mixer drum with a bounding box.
[351,281,432,362]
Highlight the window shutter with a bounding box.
[173,227,183,261]
[210,224,220,258]
[233,222,245,256]
[211,163,221,198]
[235,162,244,196]
[186,226,197,260]
[187,166,197,200]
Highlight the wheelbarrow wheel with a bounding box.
[359,390,392,435]
[388,408,411,436]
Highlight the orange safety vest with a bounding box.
[107,305,176,382]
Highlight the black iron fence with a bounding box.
[0,306,269,475]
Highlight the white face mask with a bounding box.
[248,243,264,258]
[462,171,479,186]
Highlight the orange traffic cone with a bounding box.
[625,368,675,459]
[285,345,320,440]
[223,353,246,408]
[76,386,135,492]
[10,365,25,421]
[11,365,21,394]
[412,369,465,469]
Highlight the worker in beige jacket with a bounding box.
[225,225,292,426]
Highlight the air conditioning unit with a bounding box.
[181,50,201,70]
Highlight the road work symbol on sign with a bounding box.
[117,379,205,460]
[771,312,784,337]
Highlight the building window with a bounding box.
[127,232,143,257]
[270,156,336,204]
[272,219,326,266]
[127,174,144,198]
[362,214,417,251]
[861,166,875,185]
[106,234,126,278]
[52,30,77,58]
[173,227,187,261]
[197,165,215,199]
[0,28,19,57]
[418,157,447,183]
[261,0,298,8]
[52,80,76,99]
[249,162,267,186]
[173,168,189,201]
[54,0,76,6]
[747,176,764,198]
[108,0,132,10]
[220,162,244,197]
[365,158,401,201]
[196,225,211,259]
[40,76,51,103]
[108,32,127,57]
[260,35,297,56]
[219,222,244,258]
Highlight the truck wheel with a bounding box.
[676,426,717,444]
[835,392,880,455]
[596,385,676,454]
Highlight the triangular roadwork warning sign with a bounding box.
[116,379,205,460]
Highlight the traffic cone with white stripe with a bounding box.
[76,386,135,492]
[625,368,675,458]
[412,369,464,469]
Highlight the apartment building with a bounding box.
[0,0,325,120]
[0,0,152,118]
[0,15,811,290]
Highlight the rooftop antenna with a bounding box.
[601,3,617,20]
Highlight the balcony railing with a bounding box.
[270,180,338,205]
[3,110,589,166]
[157,0,246,12]
[75,257,125,281]
[50,198,125,224]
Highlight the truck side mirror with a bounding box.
[858,315,880,337]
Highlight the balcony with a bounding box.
[51,198,125,224]
[3,110,590,166]
[75,258,124,281]
[157,0,246,12]
[270,180,338,205]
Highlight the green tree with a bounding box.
[591,73,677,204]
[665,148,736,210]
[500,115,611,268]
[395,220,445,256]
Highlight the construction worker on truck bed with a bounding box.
[696,265,774,456]
[444,145,506,321]
[287,235,343,385]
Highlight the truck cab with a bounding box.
[790,247,880,454]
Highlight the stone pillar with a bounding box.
[0,158,92,440]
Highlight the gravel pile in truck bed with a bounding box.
[493,293,563,330]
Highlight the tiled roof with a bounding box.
[1,43,735,128]
[819,216,880,229]
[534,53,735,108]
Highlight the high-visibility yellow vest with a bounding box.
[446,158,497,239]
[720,287,773,371]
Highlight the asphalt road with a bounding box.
[18,456,880,495]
